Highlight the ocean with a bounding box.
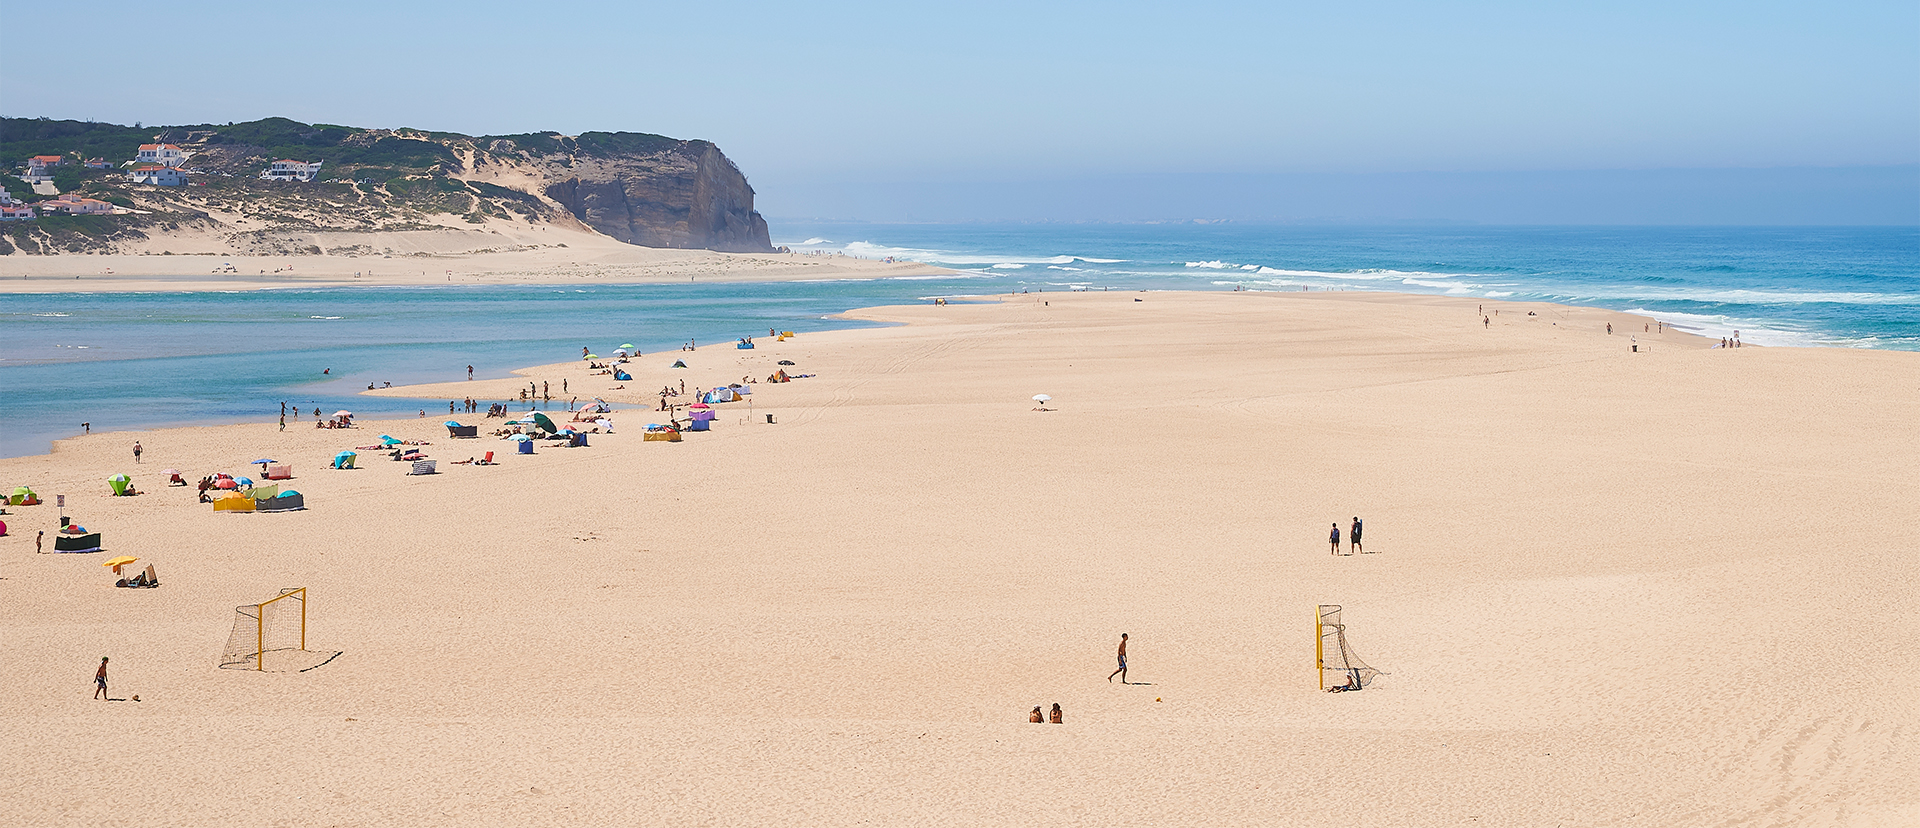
[3,224,1914,457]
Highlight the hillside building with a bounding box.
[22,155,66,183]
[260,159,323,182]
[135,143,189,168]
[38,193,113,215]
[128,165,188,186]
[0,185,33,221]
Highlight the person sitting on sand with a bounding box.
[1050,703,1063,724]
[1030,706,1044,723]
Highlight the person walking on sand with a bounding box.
[132,442,142,464]
[1330,523,1342,555]
[37,530,44,553]
[1108,633,1129,683]
[1351,516,1364,554]
[93,657,109,700]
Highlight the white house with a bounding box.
[135,143,189,168]
[128,165,188,186]
[0,202,35,221]
[260,159,323,182]
[22,155,65,183]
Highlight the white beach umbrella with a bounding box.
[1032,394,1051,403]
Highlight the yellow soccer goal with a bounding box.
[220,588,337,672]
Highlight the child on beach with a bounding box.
[1330,523,1342,555]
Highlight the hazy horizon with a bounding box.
[4,0,1913,224]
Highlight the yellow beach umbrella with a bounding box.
[103,556,138,574]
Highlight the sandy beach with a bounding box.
[2,290,1915,827]
[0,221,947,292]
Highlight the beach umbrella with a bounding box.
[509,434,532,442]
[1032,394,1051,403]
[236,476,254,486]
[103,555,138,575]
[379,435,400,445]
[619,343,635,350]
[109,473,130,483]
[443,421,462,427]
[334,411,353,418]
[778,360,795,366]
[530,412,557,433]
[161,468,179,475]
[584,353,598,359]
[215,478,238,489]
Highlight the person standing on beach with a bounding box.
[1108,633,1129,683]
[1330,523,1342,555]
[37,530,44,553]
[132,442,142,464]
[93,657,109,700]
[279,415,286,432]
[468,365,474,380]
[1351,517,1363,554]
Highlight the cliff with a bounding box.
[0,117,775,254]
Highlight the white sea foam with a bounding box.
[800,237,831,245]
[309,315,343,320]
[1483,291,1515,297]
[32,312,71,317]
[1185,261,1236,269]
[993,263,1027,269]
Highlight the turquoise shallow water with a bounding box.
[3,224,1914,457]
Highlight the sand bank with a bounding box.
[0,222,948,292]
[2,291,1915,827]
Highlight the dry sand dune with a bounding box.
[2,291,1915,827]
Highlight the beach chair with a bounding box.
[408,460,437,475]
[476,451,495,465]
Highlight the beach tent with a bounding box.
[9,486,37,505]
[613,369,632,381]
[109,474,131,496]
[379,434,402,446]
[595,418,613,433]
[257,491,305,512]
[54,531,103,552]
[671,360,687,369]
[333,450,357,469]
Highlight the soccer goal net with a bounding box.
[1317,604,1381,691]
[220,587,336,671]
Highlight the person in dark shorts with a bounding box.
[93,656,109,700]
[1351,517,1363,554]
[1330,523,1342,555]
[1107,633,1129,683]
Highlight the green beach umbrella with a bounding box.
[530,412,557,433]
[584,353,598,360]
[619,343,635,350]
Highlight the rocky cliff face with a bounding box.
[483,134,773,253]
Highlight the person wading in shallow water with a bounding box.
[1108,633,1129,683]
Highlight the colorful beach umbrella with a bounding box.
[334,411,353,418]
[214,478,238,489]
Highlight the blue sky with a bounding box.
[3,0,1914,222]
